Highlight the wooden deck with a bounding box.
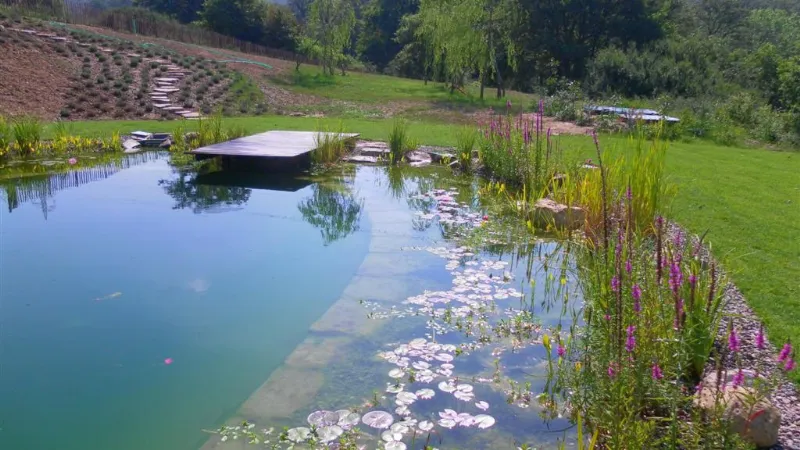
[188,131,360,159]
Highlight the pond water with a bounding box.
[0,153,579,450]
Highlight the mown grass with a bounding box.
[271,66,535,109]
[40,118,800,378]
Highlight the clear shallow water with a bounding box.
[0,154,370,450]
[0,155,579,450]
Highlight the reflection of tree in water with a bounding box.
[298,182,364,245]
[159,171,251,214]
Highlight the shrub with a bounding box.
[96,75,105,84]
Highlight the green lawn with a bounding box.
[40,117,800,381]
[270,66,535,109]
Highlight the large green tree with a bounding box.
[134,0,203,23]
[356,0,418,71]
[417,0,518,98]
[303,0,356,75]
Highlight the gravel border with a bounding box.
[669,223,799,449]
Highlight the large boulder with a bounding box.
[695,383,781,448]
[532,199,585,230]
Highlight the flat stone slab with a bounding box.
[355,142,390,157]
[190,131,360,159]
[428,151,455,164]
[163,106,184,111]
[179,111,201,118]
[153,87,179,93]
[345,155,379,164]
[153,77,179,83]
[153,103,171,109]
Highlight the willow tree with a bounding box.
[304,0,356,76]
[416,0,518,98]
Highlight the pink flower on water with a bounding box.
[651,363,663,380]
[68,157,77,165]
[778,342,792,362]
[164,358,174,365]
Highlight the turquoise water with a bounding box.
[1,155,578,450]
[0,155,370,450]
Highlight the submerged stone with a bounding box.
[532,198,585,230]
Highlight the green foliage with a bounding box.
[12,116,43,154]
[387,119,416,163]
[303,0,356,76]
[455,126,476,172]
[311,123,349,164]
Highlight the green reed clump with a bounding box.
[388,119,417,164]
[171,123,187,152]
[12,116,43,154]
[478,101,563,195]
[312,123,348,165]
[0,116,10,156]
[455,126,477,172]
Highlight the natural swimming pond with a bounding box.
[0,153,579,450]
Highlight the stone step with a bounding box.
[153,87,180,93]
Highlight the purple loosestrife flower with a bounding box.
[785,358,796,372]
[689,274,697,288]
[625,325,636,353]
[625,260,632,274]
[728,327,740,353]
[756,324,765,350]
[669,260,683,295]
[607,363,616,378]
[611,275,620,293]
[506,99,512,112]
[652,363,663,380]
[778,342,793,362]
[732,369,745,387]
[604,314,611,321]
[632,284,642,313]
[557,345,566,358]
[626,185,632,201]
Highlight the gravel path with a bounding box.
[670,224,799,449]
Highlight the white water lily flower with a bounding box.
[286,427,311,443]
[418,421,434,432]
[474,414,496,429]
[415,388,435,399]
[475,401,489,411]
[362,411,394,429]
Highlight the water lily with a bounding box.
[362,410,394,429]
[474,414,495,429]
[396,391,417,405]
[418,420,434,432]
[438,381,456,393]
[68,157,77,165]
[416,388,435,399]
[475,401,489,410]
[286,427,311,443]
[388,368,405,379]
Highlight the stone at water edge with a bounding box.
[695,385,781,448]
[532,198,585,230]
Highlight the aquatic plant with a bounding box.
[312,123,350,165]
[11,116,42,154]
[477,101,563,195]
[0,116,10,156]
[388,119,417,164]
[455,126,477,173]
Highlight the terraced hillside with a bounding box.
[0,16,271,120]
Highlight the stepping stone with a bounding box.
[150,97,170,102]
[179,111,201,118]
[163,106,184,111]
[345,155,379,164]
[20,29,38,34]
[126,53,141,58]
[36,32,55,37]
[50,36,68,42]
[154,77,179,83]
[153,103,171,109]
[153,88,179,93]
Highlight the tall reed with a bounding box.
[388,119,416,164]
[312,123,348,165]
[12,116,43,154]
[455,126,477,172]
[0,116,10,156]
